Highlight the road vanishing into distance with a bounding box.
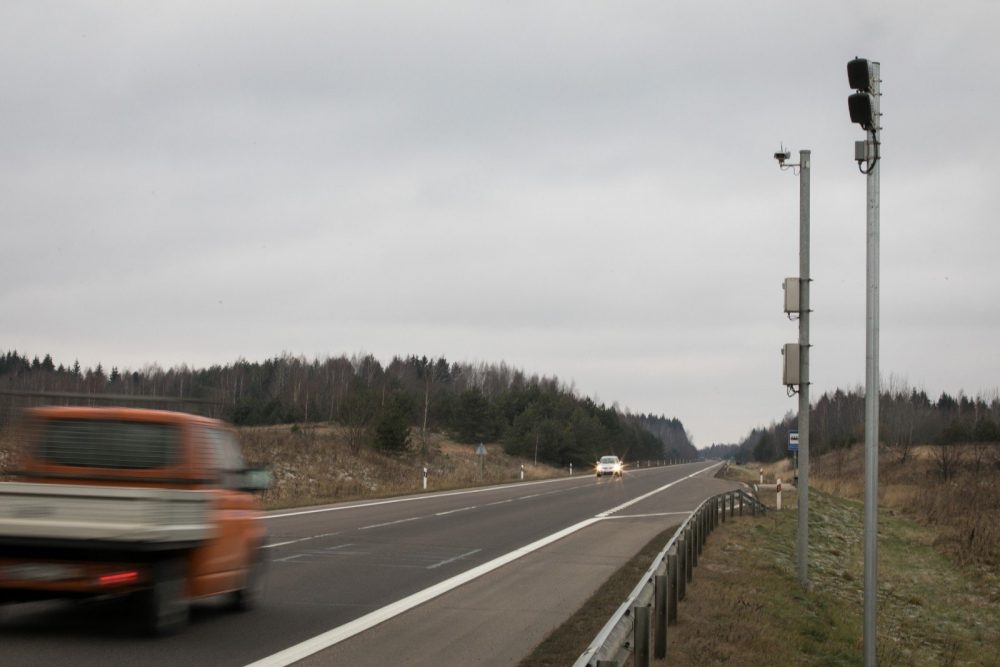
[0,461,737,667]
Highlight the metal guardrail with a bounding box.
[574,487,767,667]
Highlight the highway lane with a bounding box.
[0,461,722,666]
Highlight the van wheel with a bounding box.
[229,549,266,612]
[139,559,188,636]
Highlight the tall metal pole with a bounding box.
[863,61,881,667]
[798,150,810,588]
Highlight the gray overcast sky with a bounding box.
[3,2,999,446]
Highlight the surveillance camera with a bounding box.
[774,151,791,163]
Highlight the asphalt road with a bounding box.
[0,461,729,666]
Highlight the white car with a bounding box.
[596,455,623,478]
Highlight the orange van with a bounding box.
[0,407,269,634]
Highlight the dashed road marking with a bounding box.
[427,548,482,570]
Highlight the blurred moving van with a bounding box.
[0,407,270,634]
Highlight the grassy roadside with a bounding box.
[522,463,1000,666]
[518,525,679,667]
[663,470,1000,665]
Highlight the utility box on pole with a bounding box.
[782,343,800,386]
[783,277,801,314]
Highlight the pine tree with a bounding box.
[374,394,413,453]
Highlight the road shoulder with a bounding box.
[298,515,680,667]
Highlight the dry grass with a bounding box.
[812,442,1000,567]
[238,423,566,508]
[663,484,1000,666]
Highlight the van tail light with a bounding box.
[98,570,140,587]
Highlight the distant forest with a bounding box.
[719,380,1000,464]
[0,350,697,466]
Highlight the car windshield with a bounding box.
[600,456,618,464]
[36,419,180,469]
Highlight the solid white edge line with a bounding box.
[243,517,602,667]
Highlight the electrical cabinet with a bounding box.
[783,343,800,386]
[784,277,800,314]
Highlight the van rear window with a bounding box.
[37,420,179,469]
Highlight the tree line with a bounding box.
[725,378,1000,464]
[0,350,697,466]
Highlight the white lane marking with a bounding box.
[485,499,514,507]
[245,461,719,667]
[596,462,723,518]
[263,531,342,550]
[274,554,304,563]
[427,548,482,570]
[359,516,423,531]
[243,517,602,667]
[434,505,477,517]
[265,539,303,549]
[518,493,541,500]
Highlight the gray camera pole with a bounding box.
[798,149,811,588]
[863,61,881,667]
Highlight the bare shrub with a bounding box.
[931,444,962,480]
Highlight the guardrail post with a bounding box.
[676,535,686,601]
[697,509,704,556]
[685,526,693,583]
[634,604,650,667]
[723,493,728,522]
[654,574,667,658]
[696,509,703,550]
[691,520,699,568]
[731,492,736,517]
[701,507,707,550]
[667,548,678,624]
[739,492,744,516]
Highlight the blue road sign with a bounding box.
[788,430,799,452]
